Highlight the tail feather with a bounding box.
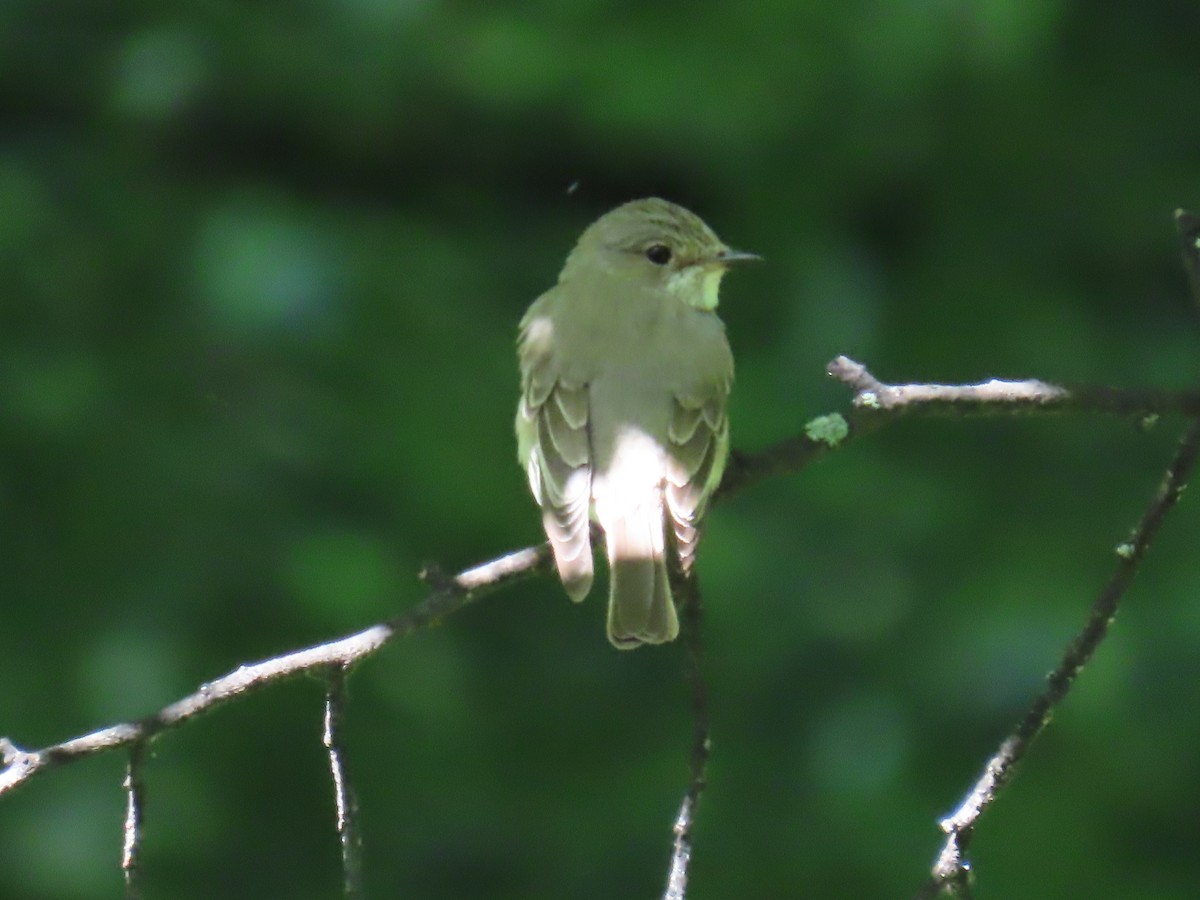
[603,508,678,649]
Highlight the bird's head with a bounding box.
[560,197,758,311]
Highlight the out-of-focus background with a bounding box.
[3,2,1200,897]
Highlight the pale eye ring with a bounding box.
[644,244,672,266]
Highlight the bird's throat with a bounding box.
[667,265,726,312]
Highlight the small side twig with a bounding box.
[662,575,710,900]
[324,665,363,898]
[121,740,147,900]
[914,419,1200,898]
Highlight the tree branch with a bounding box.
[662,574,709,900]
[4,369,1199,801]
[324,665,363,899]
[909,211,1200,897]
[0,545,552,797]
[717,361,1200,499]
[5,349,1200,896]
[913,418,1200,898]
[121,740,147,900]
[827,354,1200,419]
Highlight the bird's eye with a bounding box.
[644,244,672,266]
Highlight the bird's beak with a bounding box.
[715,248,762,266]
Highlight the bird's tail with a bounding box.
[603,506,678,649]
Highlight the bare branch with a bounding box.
[0,545,552,798]
[718,360,1200,499]
[662,575,710,900]
[830,356,1071,412]
[6,337,1200,900]
[5,361,1199,795]
[3,352,1197,897]
[121,740,147,900]
[828,355,1200,418]
[914,419,1200,898]
[324,666,363,898]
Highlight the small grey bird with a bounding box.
[516,198,754,648]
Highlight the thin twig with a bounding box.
[828,355,1200,418]
[717,362,1200,499]
[663,575,710,900]
[121,740,147,900]
[830,356,1073,412]
[324,665,363,898]
[913,419,1200,899]
[0,545,552,797]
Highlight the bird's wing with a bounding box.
[664,353,733,575]
[516,300,594,601]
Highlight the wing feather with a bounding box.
[664,372,732,574]
[517,303,594,600]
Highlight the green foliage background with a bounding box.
[3,2,1200,897]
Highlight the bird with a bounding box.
[515,197,755,648]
